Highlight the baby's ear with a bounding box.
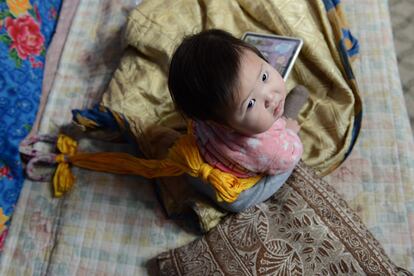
[283,85,309,119]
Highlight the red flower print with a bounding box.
[0,208,9,251]
[0,228,8,251]
[5,15,45,60]
[29,56,43,68]
[0,165,12,179]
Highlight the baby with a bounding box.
[168,29,308,212]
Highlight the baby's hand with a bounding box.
[285,118,300,133]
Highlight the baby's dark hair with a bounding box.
[168,29,265,122]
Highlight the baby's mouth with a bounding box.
[273,101,283,117]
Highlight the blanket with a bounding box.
[72,0,362,229]
[0,0,62,251]
[101,0,362,175]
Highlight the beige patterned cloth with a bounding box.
[95,0,364,236]
[389,0,414,133]
[157,161,412,275]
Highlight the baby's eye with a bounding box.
[262,72,268,82]
[247,99,256,109]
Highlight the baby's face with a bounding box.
[226,49,287,135]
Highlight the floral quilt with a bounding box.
[0,0,61,251]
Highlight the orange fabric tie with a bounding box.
[53,134,261,202]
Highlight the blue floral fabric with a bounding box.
[0,0,62,251]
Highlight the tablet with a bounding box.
[242,32,303,81]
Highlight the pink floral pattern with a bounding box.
[5,15,44,60]
[194,118,303,178]
[0,0,61,253]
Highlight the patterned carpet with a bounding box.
[389,0,414,133]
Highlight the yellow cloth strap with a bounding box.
[54,134,261,202]
[54,136,77,197]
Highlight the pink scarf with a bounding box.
[193,118,303,178]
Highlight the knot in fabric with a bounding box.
[53,134,79,197]
[57,134,78,157]
[55,154,67,163]
[198,163,213,182]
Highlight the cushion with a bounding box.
[73,0,363,227]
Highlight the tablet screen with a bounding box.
[242,32,303,81]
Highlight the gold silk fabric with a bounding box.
[102,0,362,175]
